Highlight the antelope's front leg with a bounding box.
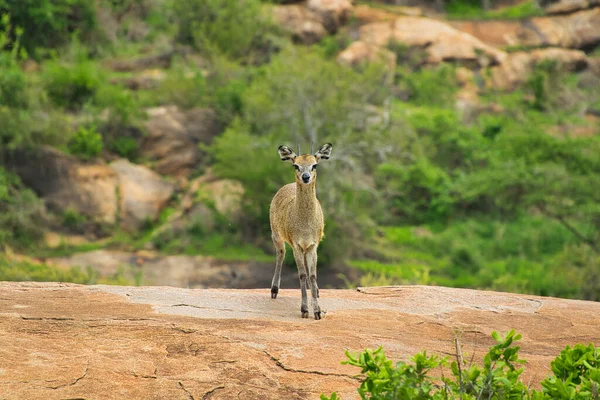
[305,246,322,320]
[292,246,309,318]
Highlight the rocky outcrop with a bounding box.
[4,146,119,224]
[543,0,600,14]
[451,8,600,49]
[142,106,220,178]
[307,0,353,33]
[337,40,397,71]
[359,17,507,67]
[272,5,328,44]
[272,0,352,44]
[1,283,599,399]
[490,47,589,89]
[110,159,174,231]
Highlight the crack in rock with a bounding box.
[263,351,361,381]
[46,362,89,389]
[202,385,225,400]
[178,381,195,400]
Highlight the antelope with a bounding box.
[269,143,333,320]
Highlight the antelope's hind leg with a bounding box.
[271,236,285,299]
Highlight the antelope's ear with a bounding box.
[278,145,296,163]
[314,143,332,162]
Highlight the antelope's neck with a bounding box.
[294,179,318,216]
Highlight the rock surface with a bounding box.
[272,4,328,44]
[1,283,599,399]
[490,47,589,89]
[142,106,220,178]
[451,8,600,49]
[4,146,119,224]
[359,17,506,66]
[337,40,397,71]
[110,159,175,231]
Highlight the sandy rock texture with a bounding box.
[1,283,599,399]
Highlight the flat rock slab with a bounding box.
[1,283,599,399]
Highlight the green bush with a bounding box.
[172,0,276,61]
[0,167,45,248]
[0,0,98,57]
[67,125,103,160]
[322,330,600,400]
[44,57,104,110]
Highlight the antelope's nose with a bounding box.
[301,173,310,183]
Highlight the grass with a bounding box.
[0,254,134,285]
[346,216,593,299]
[446,0,544,20]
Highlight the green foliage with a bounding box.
[62,207,87,231]
[0,0,98,57]
[44,57,104,110]
[67,125,103,160]
[397,64,459,108]
[323,331,600,400]
[0,167,45,248]
[349,216,598,300]
[0,253,136,285]
[172,0,276,61]
[445,0,543,19]
[0,20,28,108]
[538,344,600,399]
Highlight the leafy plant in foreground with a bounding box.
[322,330,600,399]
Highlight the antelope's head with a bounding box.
[278,143,333,185]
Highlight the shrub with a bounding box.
[322,330,600,400]
[44,57,104,110]
[0,167,45,248]
[0,0,98,57]
[67,125,103,160]
[171,0,276,61]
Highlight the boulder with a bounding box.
[359,17,507,67]
[272,4,328,45]
[450,9,600,49]
[353,5,423,25]
[142,106,220,178]
[307,0,353,33]
[109,159,175,231]
[509,8,600,49]
[1,283,600,399]
[337,40,397,71]
[543,0,600,14]
[4,146,118,224]
[448,20,522,48]
[490,48,589,90]
[150,171,245,241]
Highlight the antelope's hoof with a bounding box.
[270,286,278,299]
[301,306,309,318]
[314,309,323,320]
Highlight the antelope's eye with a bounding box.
[293,165,299,170]
[312,164,318,170]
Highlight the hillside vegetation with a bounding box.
[0,0,599,299]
